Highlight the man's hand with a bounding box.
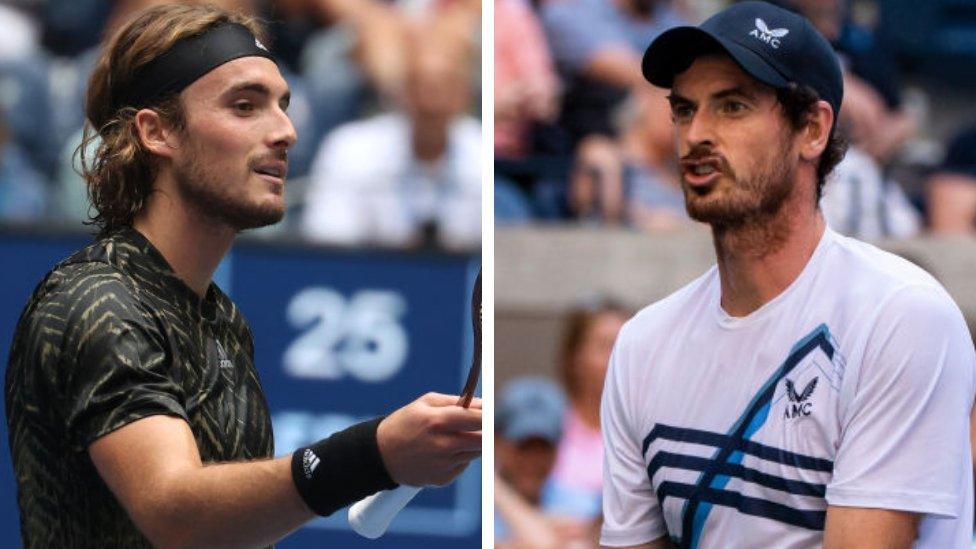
[376,392,482,486]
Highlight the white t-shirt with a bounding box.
[601,227,975,548]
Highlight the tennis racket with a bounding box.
[348,270,482,539]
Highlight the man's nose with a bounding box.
[683,109,715,150]
[268,108,297,151]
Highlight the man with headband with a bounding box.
[4,4,481,547]
[599,2,974,548]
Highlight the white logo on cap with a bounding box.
[255,38,268,51]
[749,18,789,49]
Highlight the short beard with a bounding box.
[173,140,284,232]
[683,140,795,230]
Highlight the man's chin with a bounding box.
[685,194,751,227]
[235,208,285,231]
[221,200,286,232]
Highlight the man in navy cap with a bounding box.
[600,2,975,548]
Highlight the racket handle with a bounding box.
[348,485,422,538]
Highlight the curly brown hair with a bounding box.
[77,4,265,236]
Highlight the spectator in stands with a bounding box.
[821,146,921,239]
[495,0,559,162]
[0,111,47,222]
[282,0,478,125]
[790,0,916,164]
[301,26,481,249]
[0,1,41,63]
[496,377,592,549]
[570,87,694,230]
[927,126,976,234]
[531,0,691,223]
[540,0,688,144]
[495,0,561,223]
[272,0,413,168]
[0,56,57,183]
[543,300,628,524]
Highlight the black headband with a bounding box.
[112,22,276,114]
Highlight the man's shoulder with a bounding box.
[452,116,482,138]
[617,267,718,348]
[27,243,146,331]
[54,235,138,286]
[816,231,970,354]
[825,231,949,302]
[9,246,147,380]
[451,116,483,154]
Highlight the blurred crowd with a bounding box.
[494,0,976,237]
[0,0,481,250]
[496,301,628,549]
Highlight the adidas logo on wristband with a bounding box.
[302,449,321,479]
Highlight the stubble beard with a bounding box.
[173,140,285,232]
[682,135,800,258]
[683,139,795,231]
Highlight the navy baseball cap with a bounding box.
[642,1,843,119]
[496,377,566,444]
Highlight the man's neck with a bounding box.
[411,116,450,163]
[132,181,235,298]
[712,198,826,318]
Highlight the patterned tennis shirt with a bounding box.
[5,226,274,547]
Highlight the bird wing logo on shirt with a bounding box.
[750,18,789,49]
[784,376,817,418]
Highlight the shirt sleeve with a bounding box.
[59,273,187,451]
[600,331,668,546]
[826,284,976,517]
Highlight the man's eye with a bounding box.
[234,101,255,113]
[671,105,693,121]
[721,101,748,114]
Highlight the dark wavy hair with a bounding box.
[776,82,849,203]
[77,4,266,236]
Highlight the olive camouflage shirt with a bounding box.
[5,227,274,547]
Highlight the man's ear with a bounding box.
[133,109,179,159]
[799,100,833,162]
